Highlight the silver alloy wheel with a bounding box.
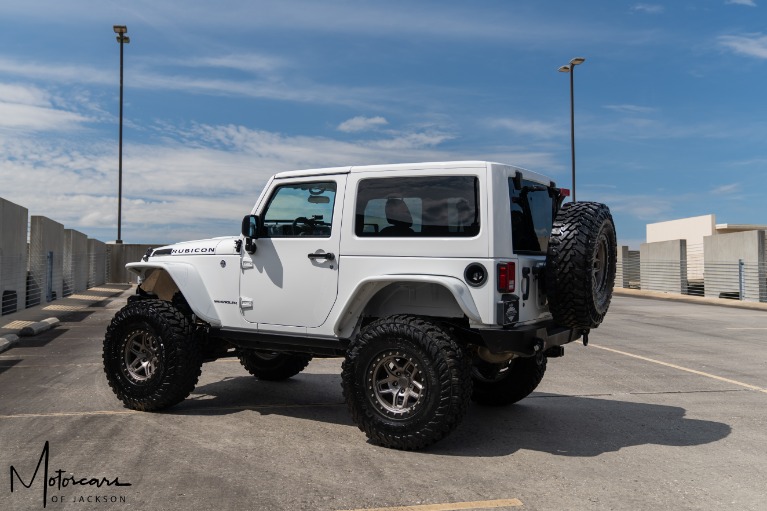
[123,329,160,381]
[367,351,425,419]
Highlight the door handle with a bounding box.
[307,252,335,261]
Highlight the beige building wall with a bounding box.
[646,215,715,282]
[646,214,716,245]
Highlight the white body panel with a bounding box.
[127,161,558,338]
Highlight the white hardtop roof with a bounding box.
[272,161,548,180]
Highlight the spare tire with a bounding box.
[545,201,617,329]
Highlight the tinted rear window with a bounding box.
[509,178,554,254]
[356,176,480,237]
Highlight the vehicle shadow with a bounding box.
[168,373,732,458]
[433,393,732,457]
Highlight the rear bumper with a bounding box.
[474,320,583,357]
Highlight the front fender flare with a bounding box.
[333,274,482,337]
[126,261,222,327]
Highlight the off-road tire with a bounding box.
[103,299,202,411]
[471,355,547,406]
[341,315,472,450]
[546,201,617,329]
[237,351,312,381]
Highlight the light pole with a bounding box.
[113,25,130,243]
[558,57,585,203]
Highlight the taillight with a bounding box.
[497,262,516,292]
[560,188,571,197]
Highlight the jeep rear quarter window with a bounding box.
[355,176,479,237]
[509,178,554,254]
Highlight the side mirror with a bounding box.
[241,214,259,253]
[241,214,259,238]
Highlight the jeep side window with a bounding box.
[260,181,337,237]
[355,176,479,237]
[508,178,553,254]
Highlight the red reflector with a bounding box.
[560,188,571,197]
[497,262,516,292]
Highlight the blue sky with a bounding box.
[1,0,766,247]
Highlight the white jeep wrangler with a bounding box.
[104,161,616,450]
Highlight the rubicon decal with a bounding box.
[171,247,216,255]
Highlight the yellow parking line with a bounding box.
[338,499,523,511]
[591,344,767,394]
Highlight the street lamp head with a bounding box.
[570,57,586,66]
[558,65,571,73]
[113,25,128,35]
[115,35,130,44]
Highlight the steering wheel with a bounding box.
[292,216,316,235]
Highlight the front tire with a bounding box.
[471,355,547,406]
[237,350,312,381]
[341,315,472,450]
[103,299,202,411]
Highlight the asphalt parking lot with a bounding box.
[1,289,766,511]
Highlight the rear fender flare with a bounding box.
[333,275,482,338]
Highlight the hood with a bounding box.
[144,236,239,260]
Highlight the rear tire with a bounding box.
[471,355,547,406]
[237,350,312,381]
[341,315,472,450]
[103,299,202,411]
[546,201,617,329]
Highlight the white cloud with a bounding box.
[719,33,767,59]
[603,104,658,115]
[711,183,740,194]
[180,54,287,74]
[725,0,757,6]
[0,117,566,243]
[631,4,665,14]
[337,116,388,133]
[599,194,674,220]
[0,121,494,243]
[0,57,112,85]
[489,118,563,139]
[0,82,51,106]
[0,82,92,131]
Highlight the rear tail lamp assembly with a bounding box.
[497,262,516,293]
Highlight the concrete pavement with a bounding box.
[0,284,131,352]
[1,288,766,510]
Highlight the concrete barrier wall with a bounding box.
[0,198,29,315]
[640,239,688,293]
[1,195,171,316]
[88,239,107,288]
[107,244,156,284]
[28,216,65,306]
[704,230,766,302]
[64,229,89,296]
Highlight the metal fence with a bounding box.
[617,256,767,302]
[1,250,108,318]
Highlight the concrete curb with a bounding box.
[18,317,61,337]
[0,334,20,353]
[614,288,767,311]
